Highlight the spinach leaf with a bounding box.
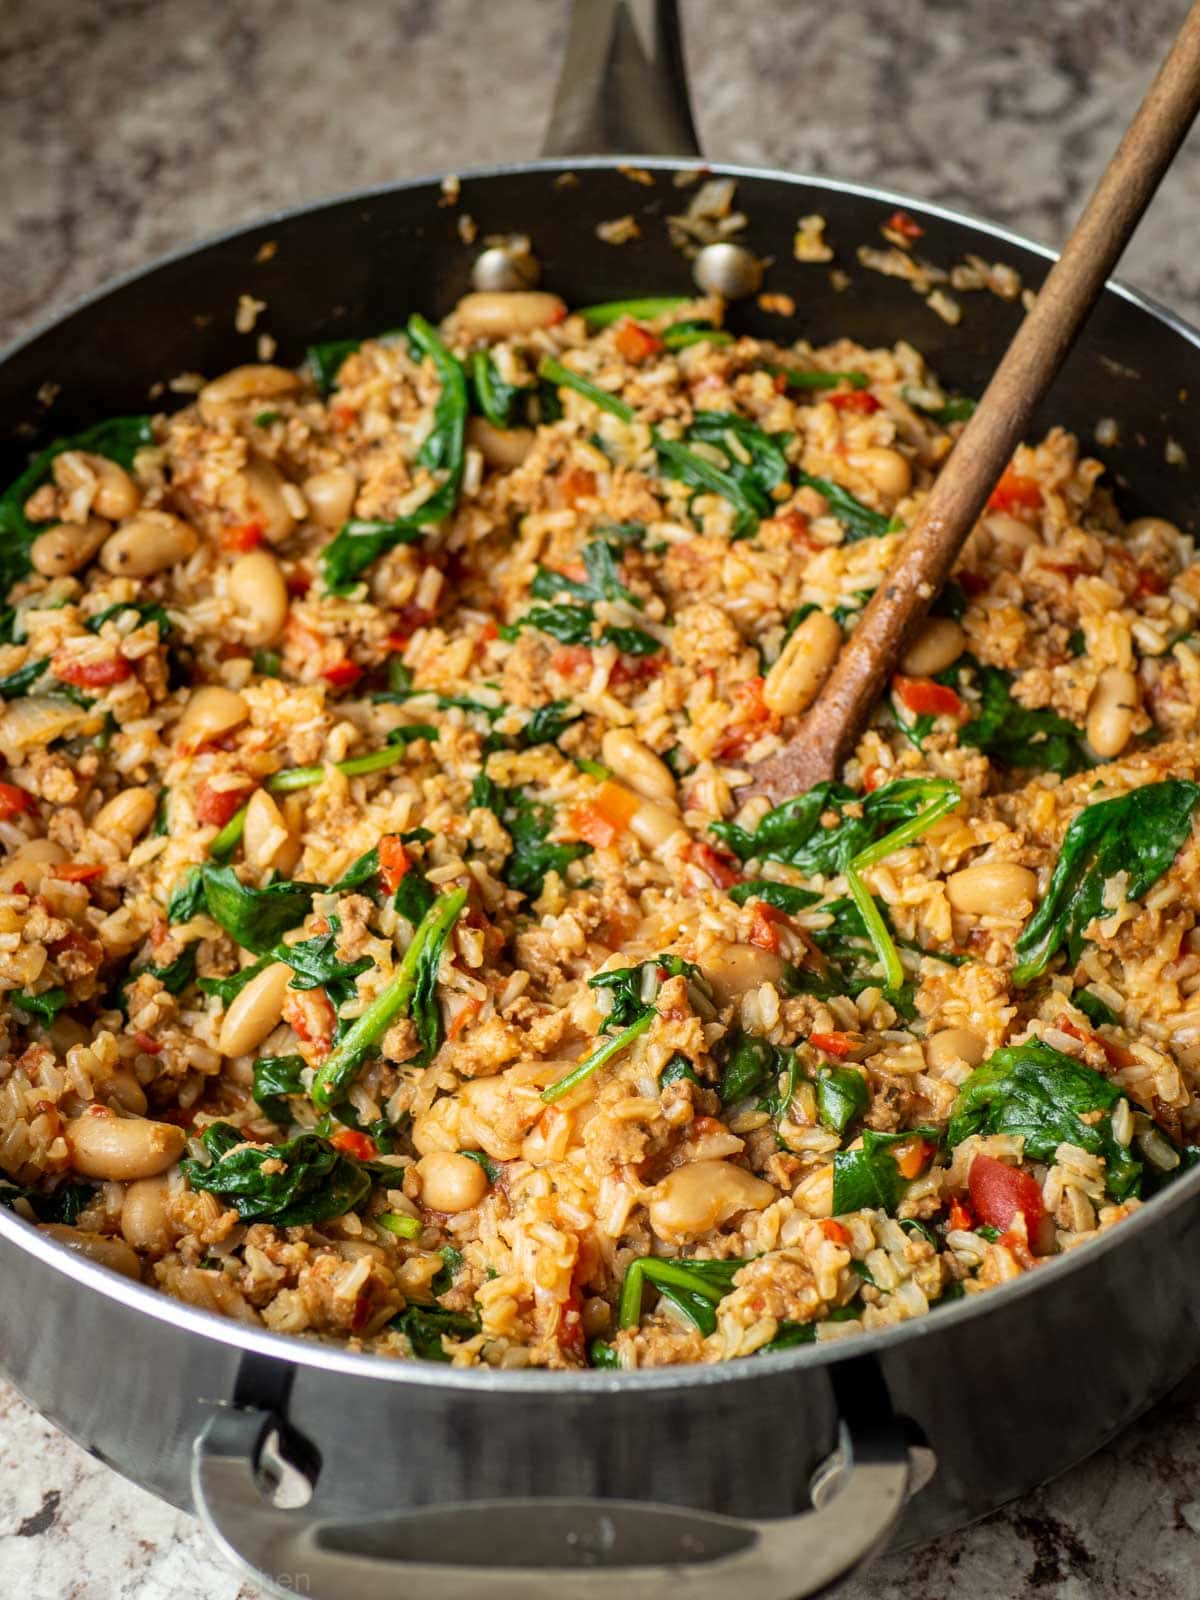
[0,657,50,699]
[86,600,172,638]
[719,1031,791,1105]
[0,416,155,600]
[833,1127,939,1215]
[307,338,361,395]
[1012,780,1200,984]
[468,350,532,429]
[656,410,788,539]
[816,1066,869,1135]
[276,916,370,1009]
[320,315,466,592]
[661,1052,701,1088]
[391,1303,479,1361]
[618,1255,746,1336]
[1072,988,1117,1028]
[310,887,467,1108]
[947,1039,1142,1199]
[518,700,580,748]
[795,470,898,542]
[542,1011,656,1105]
[474,783,590,901]
[265,746,409,793]
[661,320,734,350]
[536,357,635,422]
[531,538,641,609]
[197,953,271,1006]
[138,947,197,996]
[394,868,436,926]
[431,1243,465,1296]
[0,1179,95,1225]
[767,365,869,392]
[183,1122,371,1224]
[728,880,821,914]
[588,953,701,1032]
[11,987,70,1024]
[578,296,691,328]
[505,599,660,657]
[200,864,318,954]
[252,1054,307,1124]
[461,1149,499,1184]
[253,648,282,678]
[959,664,1088,776]
[166,866,206,924]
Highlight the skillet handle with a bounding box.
[191,1385,914,1600]
[542,0,702,158]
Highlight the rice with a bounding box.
[2,288,1200,1370]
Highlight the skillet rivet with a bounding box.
[472,245,542,292]
[693,241,762,300]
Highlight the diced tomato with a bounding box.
[551,644,592,678]
[829,390,882,414]
[322,658,363,690]
[195,780,253,827]
[385,602,436,652]
[987,465,1042,515]
[1135,566,1169,598]
[748,899,781,954]
[687,840,741,889]
[0,783,32,821]
[378,835,412,893]
[447,996,483,1041]
[714,675,777,759]
[1056,1017,1135,1070]
[886,209,924,240]
[557,466,597,507]
[809,1031,857,1058]
[609,652,664,689]
[777,507,813,545]
[893,674,964,717]
[479,619,500,644]
[220,519,264,553]
[52,653,132,688]
[54,862,106,883]
[614,320,663,364]
[861,766,882,793]
[568,781,639,848]
[132,1030,163,1056]
[773,370,790,394]
[330,402,357,432]
[330,1128,379,1161]
[947,1196,975,1232]
[894,1136,935,1180]
[820,1219,850,1245]
[968,1153,1047,1245]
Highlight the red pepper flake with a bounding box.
[220,519,264,553]
[1056,1017,1135,1071]
[747,899,782,953]
[195,780,254,827]
[322,658,363,690]
[0,782,32,821]
[809,1030,857,1058]
[987,465,1043,515]
[330,1128,378,1161]
[133,1030,163,1056]
[54,862,106,883]
[614,320,663,364]
[687,840,741,889]
[947,1197,975,1231]
[886,209,924,240]
[893,674,964,717]
[378,835,411,894]
[820,1218,850,1245]
[52,653,133,688]
[828,390,882,414]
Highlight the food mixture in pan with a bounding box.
[3,286,1200,1369]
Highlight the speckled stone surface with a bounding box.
[4,1,1200,1595]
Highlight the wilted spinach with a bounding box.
[832,1127,939,1215]
[959,664,1089,776]
[251,1054,307,1124]
[200,864,319,954]
[183,1122,372,1224]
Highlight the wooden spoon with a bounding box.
[750,1,1200,804]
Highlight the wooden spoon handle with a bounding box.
[752,0,1200,803]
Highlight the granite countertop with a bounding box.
[4,0,1200,1595]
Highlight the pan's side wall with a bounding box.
[3,164,1200,530]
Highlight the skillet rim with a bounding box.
[2,152,1200,1391]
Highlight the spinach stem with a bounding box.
[844,866,904,994]
[268,746,407,794]
[541,1010,655,1105]
[536,357,635,423]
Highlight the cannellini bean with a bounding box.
[30,517,111,577]
[99,510,198,577]
[242,788,299,875]
[200,364,301,406]
[1127,515,1182,542]
[218,961,292,1056]
[171,1263,259,1323]
[302,467,357,529]
[762,611,842,717]
[628,798,684,849]
[120,1176,174,1253]
[465,416,535,469]
[703,942,787,1006]
[416,1151,489,1213]
[925,1028,986,1071]
[242,455,296,544]
[647,1159,775,1242]
[0,697,88,753]
[53,450,141,520]
[0,838,67,893]
[228,546,288,645]
[65,1110,186,1181]
[39,1224,142,1279]
[105,1068,148,1116]
[900,617,965,678]
[1086,667,1140,760]
[945,861,1038,915]
[92,786,157,843]
[175,685,249,750]
[848,446,911,501]
[454,291,567,339]
[601,729,677,804]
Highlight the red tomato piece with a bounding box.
[1056,1017,1135,1070]
[947,1196,975,1232]
[195,780,253,827]
[568,782,639,849]
[609,652,664,689]
[550,644,592,678]
[220,520,264,553]
[887,209,924,240]
[687,840,741,889]
[828,390,882,414]
[378,835,412,894]
[747,899,781,954]
[987,465,1042,515]
[809,1031,857,1058]
[330,1128,378,1161]
[893,674,964,717]
[820,1219,850,1245]
[54,862,106,883]
[968,1153,1046,1240]
[285,569,311,597]
[132,1030,163,1055]
[322,658,362,690]
[0,782,32,821]
[614,320,663,364]
[53,654,132,688]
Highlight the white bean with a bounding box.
[945,862,1037,915]
[39,1223,142,1279]
[242,789,299,875]
[900,618,965,677]
[628,797,684,850]
[200,364,301,406]
[925,1028,986,1071]
[302,468,357,529]
[120,1176,174,1253]
[647,1160,775,1242]
[242,456,296,544]
[99,511,198,577]
[65,1111,186,1181]
[52,450,141,520]
[601,729,677,804]
[703,942,787,1006]
[92,786,157,843]
[175,685,248,750]
[228,546,288,645]
[465,416,535,469]
[1086,667,1140,760]
[30,517,111,577]
[1127,516,1182,542]
[0,838,67,893]
[416,1151,489,1213]
[847,446,911,501]
[762,611,842,716]
[454,291,566,339]
[218,962,292,1056]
